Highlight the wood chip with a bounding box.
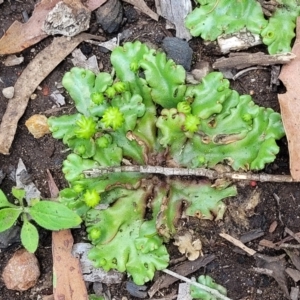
[269,220,278,233]
[219,233,256,256]
[0,33,101,155]
[278,17,300,181]
[213,52,295,70]
[286,267,300,282]
[46,170,88,300]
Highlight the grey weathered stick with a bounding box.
[162,269,232,300]
[0,33,103,155]
[213,52,295,70]
[84,165,294,182]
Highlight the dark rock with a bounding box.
[0,226,20,248]
[126,281,147,298]
[124,6,138,23]
[96,0,123,34]
[162,37,193,71]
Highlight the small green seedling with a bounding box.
[0,188,81,253]
[190,275,227,300]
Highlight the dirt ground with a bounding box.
[0,1,299,299]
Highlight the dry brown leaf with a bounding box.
[46,170,88,300]
[278,18,300,181]
[0,0,60,55]
[122,0,158,21]
[85,0,108,11]
[0,33,101,155]
[0,0,108,55]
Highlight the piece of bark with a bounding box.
[217,29,262,54]
[278,18,300,181]
[154,0,192,41]
[148,254,215,298]
[286,268,300,282]
[213,52,296,70]
[123,0,158,21]
[47,170,88,300]
[0,0,107,55]
[0,33,102,155]
[219,233,256,256]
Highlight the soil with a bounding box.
[0,1,298,300]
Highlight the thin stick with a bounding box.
[219,233,256,256]
[162,269,232,300]
[84,165,294,183]
[284,227,300,244]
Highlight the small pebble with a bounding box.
[2,249,40,291]
[3,55,24,66]
[2,86,14,99]
[30,93,37,100]
[25,114,50,138]
[162,37,193,71]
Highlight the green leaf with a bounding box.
[21,219,39,253]
[0,189,16,208]
[11,187,26,201]
[139,51,186,108]
[185,0,267,41]
[0,208,22,232]
[190,275,227,300]
[261,5,298,54]
[62,153,99,182]
[29,201,82,230]
[111,41,151,82]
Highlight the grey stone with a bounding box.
[43,1,90,37]
[0,226,20,248]
[2,86,14,99]
[162,37,193,71]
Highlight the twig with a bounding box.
[84,165,294,182]
[284,227,300,244]
[162,269,232,300]
[279,243,300,249]
[233,67,267,80]
[273,193,284,225]
[219,233,256,256]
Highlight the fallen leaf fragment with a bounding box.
[46,170,88,300]
[85,0,108,11]
[219,233,256,256]
[25,114,50,138]
[71,48,100,73]
[0,33,99,155]
[278,17,300,180]
[0,0,108,55]
[286,267,300,282]
[174,231,202,261]
[122,0,158,21]
[0,0,60,55]
[155,0,192,40]
[254,253,289,298]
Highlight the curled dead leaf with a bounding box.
[174,231,203,261]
